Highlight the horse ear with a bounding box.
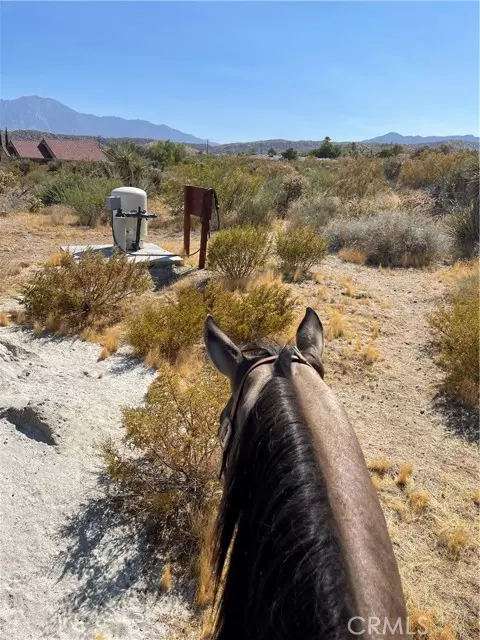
[204,314,243,381]
[296,307,324,370]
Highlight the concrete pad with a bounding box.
[60,243,184,267]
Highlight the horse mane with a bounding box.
[212,346,356,640]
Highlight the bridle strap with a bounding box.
[219,349,313,475]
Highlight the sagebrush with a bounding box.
[23,250,151,332]
[326,211,445,267]
[207,226,271,280]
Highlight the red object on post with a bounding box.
[183,185,215,269]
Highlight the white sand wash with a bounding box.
[0,327,191,640]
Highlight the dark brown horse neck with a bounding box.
[212,346,407,640]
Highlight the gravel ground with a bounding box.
[0,328,193,640]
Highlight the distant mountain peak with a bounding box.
[0,95,206,144]
[363,132,479,145]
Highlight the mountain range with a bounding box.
[1,96,478,150]
[0,96,206,144]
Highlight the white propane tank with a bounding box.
[110,187,148,252]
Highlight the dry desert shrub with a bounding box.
[126,281,296,359]
[23,250,151,333]
[399,150,473,188]
[326,211,445,267]
[125,285,207,360]
[429,266,479,408]
[287,194,341,231]
[205,281,296,344]
[207,225,271,280]
[102,360,229,558]
[326,157,388,199]
[276,227,328,279]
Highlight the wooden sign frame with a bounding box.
[183,185,214,270]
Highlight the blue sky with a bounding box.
[1,1,478,142]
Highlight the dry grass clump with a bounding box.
[207,226,271,280]
[327,157,388,198]
[341,276,355,297]
[0,312,10,327]
[363,343,379,364]
[325,310,345,339]
[326,211,444,267]
[399,150,473,188]
[338,248,367,265]
[408,490,430,512]
[396,462,414,487]
[125,286,207,361]
[102,360,229,559]
[160,563,173,592]
[98,346,111,361]
[429,267,479,409]
[193,508,217,609]
[436,521,471,558]
[276,227,328,279]
[23,250,151,333]
[367,456,391,475]
[42,204,73,226]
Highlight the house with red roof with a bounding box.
[3,135,107,162]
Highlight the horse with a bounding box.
[203,307,408,640]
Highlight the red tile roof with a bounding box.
[8,140,46,159]
[41,138,107,162]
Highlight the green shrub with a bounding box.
[206,282,296,343]
[60,178,119,226]
[23,250,151,332]
[125,285,207,360]
[106,141,148,186]
[276,227,328,278]
[326,211,445,267]
[281,148,298,161]
[430,267,479,408]
[309,137,341,159]
[449,206,479,259]
[39,172,82,206]
[102,360,229,557]
[327,157,388,199]
[207,225,270,280]
[288,194,341,231]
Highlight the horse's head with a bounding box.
[204,307,325,457]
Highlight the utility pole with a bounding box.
[206,139,209,155]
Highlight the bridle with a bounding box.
[218,347,314,477]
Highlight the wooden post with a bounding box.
[183,187,191,256]
[183,185,214,270]
[198,189,212,270]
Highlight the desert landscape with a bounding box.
[0,137,478,640]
